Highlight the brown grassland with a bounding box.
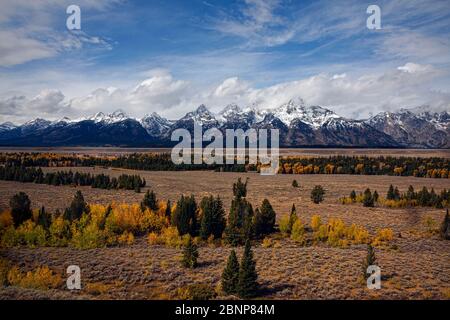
[0,165,449,300]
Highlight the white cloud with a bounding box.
[0,0,116,67]
[1,64,449,124]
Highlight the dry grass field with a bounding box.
[1,168,449,300]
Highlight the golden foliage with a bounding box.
[7,266,61,290]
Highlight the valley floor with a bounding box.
[1,170,449,299]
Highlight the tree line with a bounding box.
[0,165,145,193]
[1,152,449,178]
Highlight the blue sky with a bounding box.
[0,0,450,123]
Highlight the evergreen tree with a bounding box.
[225,197,254,246]
[440,209,450,240]
[288,204,298,233]
[221,250,239,295]
[9,192,32,227]
[165,200,172,218]
[292,180,299,188]
[37,206,52,230]
[363,188,374,207]
[141,190,158,211]
[181,236,199,268]
[362,244,376,280]
[311,185,325,204]
[350,190,357,201]
[387,184,395,200]
[172,195,198,236]
[406,185,415,200]
[253,199,276,236]
[64,190,89,222]
[394,187,401,200]
[372,190,379,203]
[238,240,258,298]
[233,177,248,198]
[200,195,226,240]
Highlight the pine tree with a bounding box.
[394,187,400,201]
[292,180,299,188]
[311,185,325,204]
[362,244,376,279]
[165,200,171,218]
[64,190,89,222]
[225,197,253,246]
[233,177,248,198]
[221,250,239,295]
[200,195,226,240]
[253,199,276,236]
[406,185,415,200]
[141,190,158,211]
[288,204,298,232]
[37,206,52,230]
[238,240,258,298]
[9,192,32,227]
[363,188,374,207]
[172,195,198,236]
[440,209,450,240]
[181,236,198,268]
[372,190,379,203]
[387,184,395,200]
[350,190,357,201]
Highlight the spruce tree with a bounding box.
[64,190,89,222]
[253,199,276,236]
[372,190,379,203]
[288,204,298,232]
[181,236,198,268]
[165,200,172,218]
[233,177,248,198]
[363,189,374,207]
[172,195,198,236]
[221,250,239,295]
[362,244,376,279]
[37,206,52,230]
[225,197,253,246]
[200,195,226,240]
[141,190,158,211]
[350,190,357,201]
[387,184,395,200]
[440,209,450,240]
[311,185,325,204]
[10,192,32,227]
[238,240,258,298]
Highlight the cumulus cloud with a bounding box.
[1,64,449,124]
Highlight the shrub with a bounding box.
[16,220,47,247]
[362,244,376,280]
[1,227,20,247]
[0,210,13,231]
[440,209,450,240]
[278,216,291,235]
[70,221,109,249]
[147,226,183,248]
[117,231,134,245]
[290,220,305,244]
[7,266,61,290]
[372,228,394,246]
[177,284,217,300]
[10,192,32,227]
[0,258,11,286]
[49,216,71,246]
[261,237,273,248]
[311,185,325,204]
[363,189,375,207]
[292,180,299,188]
[310,215,322,231]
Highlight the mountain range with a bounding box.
[0,98,448,148]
